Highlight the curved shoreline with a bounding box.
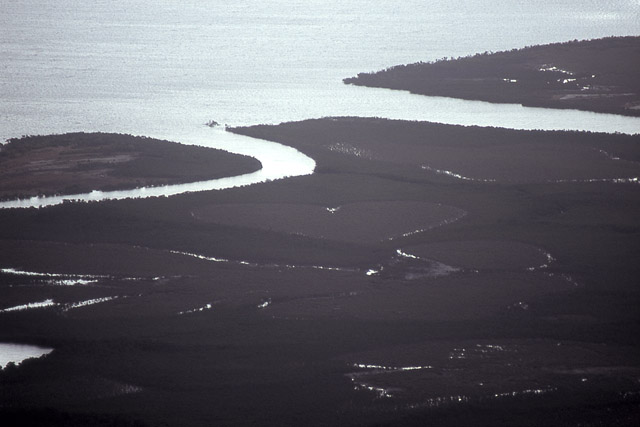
[0,128,316,209]
[1,95,639,209]
[344,37,640,118]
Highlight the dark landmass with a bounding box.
[0,133,261,200]
[344,37,640,116]
[1,117,639,426]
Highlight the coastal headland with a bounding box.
[344,37,640,117]
[0,133,261,201]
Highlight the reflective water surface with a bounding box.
[0,128,315,209]
[3,0,639,139]
[1,1,639,208]
[0,343,53,369]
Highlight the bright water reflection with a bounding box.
[3,0,640,142]
[0,128,316,209]
[0,343,53,369]
[1,0,639,209]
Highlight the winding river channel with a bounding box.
[2,1,640,209]
[1,0,640,373]
[1,93,639,209]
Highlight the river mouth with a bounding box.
[2,2,640,424]
[2,102,638,210]
[0,128,316,209]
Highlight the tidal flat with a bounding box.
[2,37,640,426]
[1,116,639,426]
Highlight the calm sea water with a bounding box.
[2,0,640,143]
[0,343,52,369]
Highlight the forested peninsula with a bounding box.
[344,37,640,117]
[0,133,261,200]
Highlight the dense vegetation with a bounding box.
[0,133,261,200]
[344,37,640,116]
[1,117,639,426]
[2,36,639,426]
